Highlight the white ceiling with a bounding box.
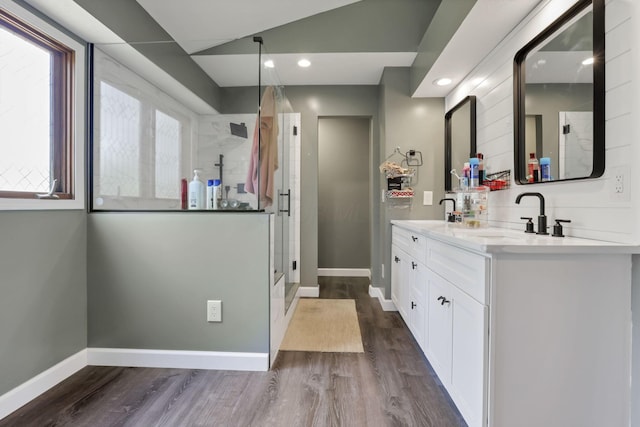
[136,0,541,94]
[192,52,418,87]
[413,0,542,97]
[24,0,543,98]
[135,0,360,54]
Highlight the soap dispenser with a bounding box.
[188,169,205,210]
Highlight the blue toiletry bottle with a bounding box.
[469,158,479,188]
[540,157,551,181]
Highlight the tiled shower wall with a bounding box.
[197,114,258,208]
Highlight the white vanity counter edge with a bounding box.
[391,220,637,254]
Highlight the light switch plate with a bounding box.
[423,191,433,205]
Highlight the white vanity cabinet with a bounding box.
[392,225,488,427]
[390,221,632,427]
[391,227,428,349]
[425,236,489,427]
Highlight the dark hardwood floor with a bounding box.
[1,277,466,427]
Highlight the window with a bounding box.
[0,8,76,201]
[92,48,192,211]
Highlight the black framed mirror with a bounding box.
[514,0,604,184]
[445,95,476,191]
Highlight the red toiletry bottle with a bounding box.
[181,178,188,209]
[528,153,539,183]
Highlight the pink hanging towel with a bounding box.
[245,86,279,207]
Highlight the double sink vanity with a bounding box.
[391,219,632,427]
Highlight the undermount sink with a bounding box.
[449,227,525,240]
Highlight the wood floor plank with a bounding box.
[0,277,466,427]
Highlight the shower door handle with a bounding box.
[279,189,291,216]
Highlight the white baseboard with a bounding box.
[297,286,320,297]
[87,348,269,372]
[0,349,87,420]
[369,285,397,311]
[318,268,371,278]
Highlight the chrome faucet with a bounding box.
[515,192,548,235]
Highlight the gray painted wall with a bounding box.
[87,213,271,352]
[318,117,371,269]
[0,211,87,395]
[378,67,445,297]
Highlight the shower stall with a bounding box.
[90,41,300,321]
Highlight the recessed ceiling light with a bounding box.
[434,78,452,87]
[582,57,594,65]
[297,59,311,68]
[264,60,274,68]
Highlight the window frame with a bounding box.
[0,3,85,210]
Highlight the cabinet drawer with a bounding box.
[392,226,427,261]
[426,239,488,304]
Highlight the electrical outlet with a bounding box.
[614,173,624,194]
[207,300,222,322]
[610,166,630,201]
[381,263,385,279]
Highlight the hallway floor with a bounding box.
[0,277,466,427]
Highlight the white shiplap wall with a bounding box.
[446,0,637,244]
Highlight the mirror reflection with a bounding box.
[514,0,604,184]
[445,96,476,191]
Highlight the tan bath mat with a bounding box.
[280,298,364,353]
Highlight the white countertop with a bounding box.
[391,220,637,254]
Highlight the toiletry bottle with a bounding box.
[540,157,551,181]
[462,162,470,189]
[528,153,539,183]
[181,178,188,210]
[469,157,479,188]
[212,179,221,209]
[477,153,484,185]
[206,180,215,210]
[188,169,205,210]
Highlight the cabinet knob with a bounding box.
[411,261,417,269]
[411,235,418,242]
[411,301,417,309]
[394,256,400,263]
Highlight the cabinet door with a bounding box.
[391,245,402,310]
[450,284,488,427]
[391,245,411,321]
[426,270,453,386]
[409,260,428,352]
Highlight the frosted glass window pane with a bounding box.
[0,26,51,192]
[155,110,181,199]
[99,81,141,197]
